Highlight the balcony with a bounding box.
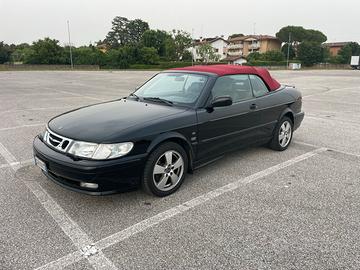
[227,51,243,56]
[248,43,260,49]
[228,43,243,49]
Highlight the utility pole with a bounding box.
[67,20,74,69]
[286,32,291,69]
[191,28,194,66]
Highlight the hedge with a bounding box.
[245,60,301,66]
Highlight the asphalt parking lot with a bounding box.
[0,69,359,270]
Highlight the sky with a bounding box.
[0,0,359,46]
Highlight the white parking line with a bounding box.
[0,106,75,114]
[36,147,327,270]
[50,89,105,101]
[25,182,117,270]
[0,142,17,164]
[0,123,44,131]
[294,141,360,158]
[0,141,117,270]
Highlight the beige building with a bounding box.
[227,35,282,57]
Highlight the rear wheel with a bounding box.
[269,117,293,151]
[142,142,188,197]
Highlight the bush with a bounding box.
[71,46,106,66]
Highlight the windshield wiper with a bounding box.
[143,97,173,106]
[128,92,140,100]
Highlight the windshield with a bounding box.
[134,73,208,106]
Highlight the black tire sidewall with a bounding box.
[142,142,188,197]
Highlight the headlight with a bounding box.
[68,141,133,160]
[41,128,49,142]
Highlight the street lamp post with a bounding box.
[67,20,74,70]
[286,32,292,69]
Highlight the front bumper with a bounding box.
[294,111,305,131]
[33,136,147,195]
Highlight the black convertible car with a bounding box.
[33,65,304,196]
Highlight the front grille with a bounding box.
[44,128,73,152]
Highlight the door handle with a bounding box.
[250,104,258,110]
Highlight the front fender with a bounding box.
[146,132,195,172]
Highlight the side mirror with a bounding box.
[210,96,233,108]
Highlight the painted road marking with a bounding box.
[36,147,327,270]
[0,123,44,131]
[0,141,117,270]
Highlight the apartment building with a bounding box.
[227,35,282,57]
[192,37,229,61]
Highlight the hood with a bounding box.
[48,99,187,143]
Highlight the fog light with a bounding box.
[80,182,99,189]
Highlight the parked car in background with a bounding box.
[33,65,304,197]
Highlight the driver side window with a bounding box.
[211,75,253,103]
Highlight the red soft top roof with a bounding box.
[170,64,281,91]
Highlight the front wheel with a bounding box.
[142,142,188,197]
[269,117,293,151]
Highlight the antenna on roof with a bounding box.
[253,22,256,35]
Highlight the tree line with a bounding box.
[275,26,359,66]
[0,19,359,68]
[0,16,193,68]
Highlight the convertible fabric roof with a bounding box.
[171,64,281,91]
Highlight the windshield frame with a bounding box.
[132,72,211,108]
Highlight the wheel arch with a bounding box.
[146,132,195,173]
[279,108,294,124]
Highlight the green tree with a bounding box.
[246,52,262,62]
[196,43,219,63]
[297,41,324,66]
[141,30,171,57]
[164,38,176,60]
[276,26,307,43]
[281,43,296,60]
[247,51,284,62]
[105,16,149,48]
[337,42,360,64]
[25,38,65,64]
[105,16,130,48]
[139,47,159,64]
[261,50,285,62]
[277,26,327,44]
[0,42,13,63]
[105,48,132,68]
[127,19,149,44]
[305,29,327,44]
[171,30,192,60]
[72,46,105,65]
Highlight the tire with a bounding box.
[142,142,188,197]
[269,116,294,151]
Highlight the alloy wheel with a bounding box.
[279,120,292,147]
[153,150,184,192]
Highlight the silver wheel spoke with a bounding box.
[170,173,179,184]
[156,175,169,189]
[165,151,172,165]
[154,164,166,174]
[279,120,292,147]
[173,158,183,169]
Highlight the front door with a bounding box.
[195,74,258,162]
